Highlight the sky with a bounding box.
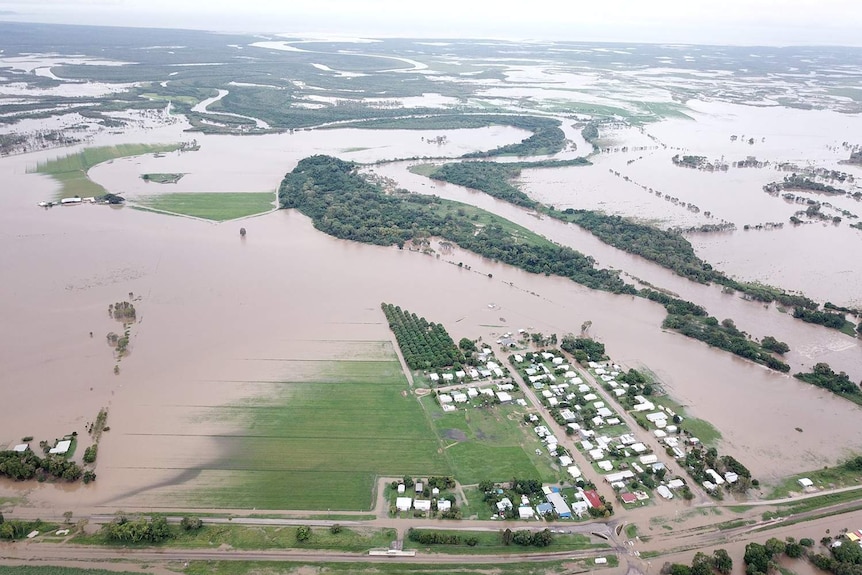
[1,0,862,46]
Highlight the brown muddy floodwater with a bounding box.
[1,122,861,512]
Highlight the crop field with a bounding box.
[422,398,557,485]
[135,192,275,221]
[177,342,451,510]
[31,143,182,198]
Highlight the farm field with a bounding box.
[421,397,558,485]
[31,143,183,198]
[135,192,275,221]
[174,341,451,510]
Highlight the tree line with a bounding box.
[278,155,634,294]
[794,363,861,400]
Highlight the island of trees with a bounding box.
[462,117,566,158]
[794,363,862,405]
[278,155,634,294]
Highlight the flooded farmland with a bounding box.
[2,26,862,517]
[1,115,862,512]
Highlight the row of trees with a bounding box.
[381,303,463,370]
[793,306,850,330]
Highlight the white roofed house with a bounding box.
[396,497,413,511]
[414,499,432,512]
[452,392,468,403]
[437,499,452,512]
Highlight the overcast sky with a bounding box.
[2,0,862,46]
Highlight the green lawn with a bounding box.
[135,192,275,221]
[423,399,557,485]
[652,395,722,446]
[141,172,184,184]
[32,143,183,199]
[176,343,451,510]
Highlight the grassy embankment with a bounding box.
[134,192,275,221]
[649,393,722,447]
[171,341,450,510]
[73,524,396,552]
[403,528,609,555]
[31,144,183,199]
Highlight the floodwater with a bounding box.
[2,116,862,512]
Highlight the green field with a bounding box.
[177,342,451,510]
[135,192,275,221]
[651,394,722,446]
[422,398,557,485]
[31,143,183,199]
[767,467,862,499]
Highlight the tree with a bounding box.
[63,511,73,525]
[296,525,312,542]
[330,524,343,534]
[501,528,513,546]
[713,549,733,575]
[239,227,247,237]
[0,512,4,525]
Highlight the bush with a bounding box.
[330,524,343,534]
[83,445,97,464]
[296,525,311,542]
[180,516,203,531]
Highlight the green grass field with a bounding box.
[177,342,451,510]
[141,172,184,184]
[767,467,862,499]
[422,399,557,485]
[651,395,722,446]
[135,192,275,221]
[430,200,556,249]
[32,143,183,199]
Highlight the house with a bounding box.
[469,369,480,380]
[467,388,479,398]
[49,440,72,455]
[798,477,814,488]
[589,448,605,461]
[441,404,456,412]
[654,429,667,438]
[416,482,424,493]
[514,354,524,363]
[639,454,658,465]
[620,492,638,505]
[706,469,725,485]
[656,485,673,500]
[560,409,577,421]
[12,444,29,452]
[559,455,573,467]
[546,492,572,518]
[667,479,686,490]
[496,391,513,403]
[396,497,413,511]
[518,506,535,520]
[438,500,452,512]
[414,499,432,512]
[583,393,598,402]
[597,460,614,472]
[597,407,614,418]
[630,443,647,453]
[432,487,440,496]
[397,484,406,494]
[442,373,454,382]
[583,490,603,509]
[496,497,513,512]
[571,500,589,518]
[493,368,505,378]
[429,373,440,382]
[439,394,453,404]
[605,470,635,483]
[452,392,468,403]
[567,465,582,479]
[455,370,466,379]
[725,472,739,484]
[536,502,553,515]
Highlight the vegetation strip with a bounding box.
[134,192,275,221]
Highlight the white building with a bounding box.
[414,499,432,512]
[396,497,413,511]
